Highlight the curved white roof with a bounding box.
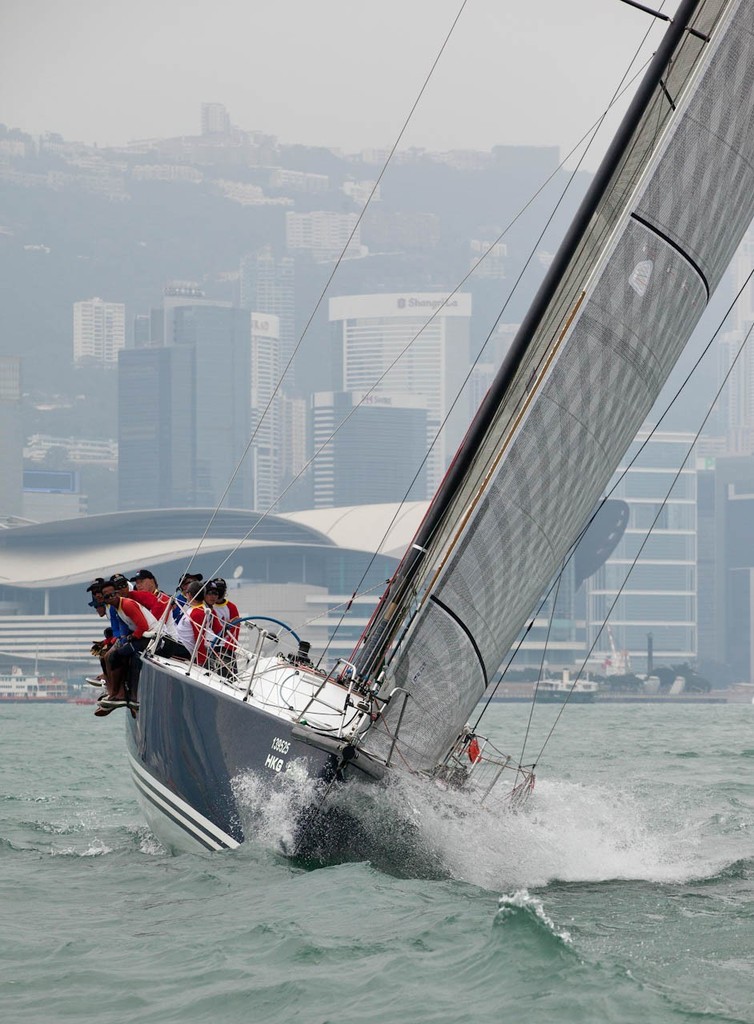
[0,502,428,588]
[280,501,427,560]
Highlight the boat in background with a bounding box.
[124,0,754,856]
[538,671,599,704]
[0,668,69,703]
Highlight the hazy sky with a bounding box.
[2,0,680,167]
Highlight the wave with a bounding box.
[495,888,573,947]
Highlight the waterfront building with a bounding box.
[329,292,472,491]
[587,431,697,672]
[73,298,125,365]
[697,454,754,683]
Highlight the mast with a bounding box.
[353,0,704,681]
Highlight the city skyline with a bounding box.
[1,0,677,171]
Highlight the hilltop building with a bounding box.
[201,102,231,136]
[73,298,125,365]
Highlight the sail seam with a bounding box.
[429,594,489,688]
[630,211,710,299]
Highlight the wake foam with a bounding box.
[230,762,739,888]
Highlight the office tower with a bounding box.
[329,292,472,491]
[118,302,252,511]
[133,314,151,347]
[172,304,252,509]
[311,391,428,508]
[73,298,125,365]
[240,249,296,377]
[118,346,195,510]
[0,357,23,516]
[250,313,280,511]
[278,393,309,509]
[716,227,754,449]
[201,102,230,136]
[587,430,697,672]
[697,454,754,682]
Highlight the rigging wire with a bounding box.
[180,0,473,579]
[472,265,754,735]
[531,315,754,768]
[515,560,565,770]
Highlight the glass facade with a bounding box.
[587,431,697,670]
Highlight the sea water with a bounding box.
[1,701,753,1023]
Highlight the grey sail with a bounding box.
[355,0,754,771]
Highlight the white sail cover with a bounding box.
[360,0,754,770]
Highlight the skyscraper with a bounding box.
[73,298,125,365]
[329,292,472,491]
[240,249,296,375]
[587,431,697,671]
[172,304,252,509]
[311,391,428,508]
[118,346,194,510]
[0,357,22,517]
[251,313,280,511]
[118,302,252,511]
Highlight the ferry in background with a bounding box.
[538,670,599,704]
[0,667,70,702]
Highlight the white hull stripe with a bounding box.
[128,753,240,851]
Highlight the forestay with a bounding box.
[356,0,754,770]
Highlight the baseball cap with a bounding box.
[130,569,156,582]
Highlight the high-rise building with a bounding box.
[587,431,697,672]
[278,393,309,509]
[240,249,296,377]
[172,304,252,509]
[73,298,125,365]
[118,302,252,511]
[0,357,22,517]
[311,391,428,508]
[285,211,362,260]
[251,313,280,511]
[329,292,472,491]
[201,102,231,136]
[118,346,195,510]
[715,227,754,450]
[697,454,754,683]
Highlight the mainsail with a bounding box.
[353,0,754,770]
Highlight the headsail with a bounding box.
[353,0,754,770]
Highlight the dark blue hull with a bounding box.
[125,657,381,854]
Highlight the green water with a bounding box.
[1,702,753,1023]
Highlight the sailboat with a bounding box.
[126,0,754,854]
